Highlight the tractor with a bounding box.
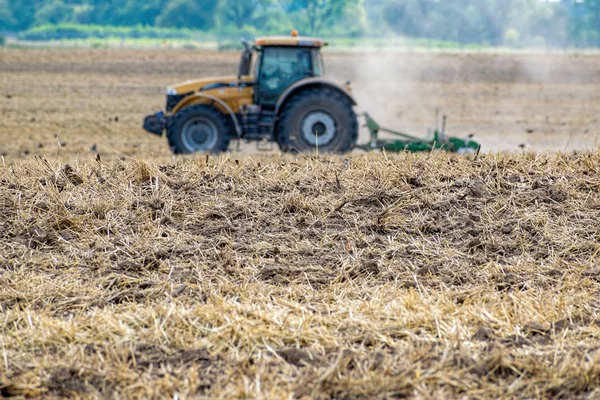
[143,32,358,154]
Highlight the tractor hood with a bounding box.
[167,76,253,95]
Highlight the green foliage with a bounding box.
[377,0,600,47]
[71,5,94,25]
[217,0,273,29]
[2,0,600,48]
[284,0,365,35]
[155,0,217,29]
[380,0,572,47]
[17,24,196,41]
[504,28,520,47]
[82,0,169,26]
[4,0,43,30]
[566,0,600,47]
[35,1,74,25]
[0,0,17,30]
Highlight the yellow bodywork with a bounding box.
[168,75,254,115]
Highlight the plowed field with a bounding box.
[1,48,600,399]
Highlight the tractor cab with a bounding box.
[239,34,326,108]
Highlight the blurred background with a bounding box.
[1,1,599,161]
[0,0,599,50]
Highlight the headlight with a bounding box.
[166,87,177,96]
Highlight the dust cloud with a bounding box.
[325,50,600,152]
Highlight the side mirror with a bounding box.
[241,38,251,52]
[238,38,252,80]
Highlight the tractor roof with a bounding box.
[255,36,327,48]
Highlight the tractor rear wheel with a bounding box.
[277,88,358,154]
[167,105,231,154]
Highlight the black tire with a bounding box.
[277,87,358,154]
[167,104,231,154]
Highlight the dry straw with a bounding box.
[1,152,600,399]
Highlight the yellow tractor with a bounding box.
[143,32,358,154]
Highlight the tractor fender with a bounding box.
[274,77,357,117]
[173,93,242,139]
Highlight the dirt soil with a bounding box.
[1,48,599,162]
[1,48,600,399]
[2,153,600,399]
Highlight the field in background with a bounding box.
[1,48,600,163]
[2,48,600,398]
[14,24,592,52]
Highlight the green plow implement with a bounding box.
[357,112,481,154]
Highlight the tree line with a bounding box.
[379,0,600,47]
[0,0,365,37]
[0,0,599,47]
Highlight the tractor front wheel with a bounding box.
[277,88,358,154]
[167,105,231,154]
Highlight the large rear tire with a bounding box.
[167,105,231,154]
[277,88,358,154]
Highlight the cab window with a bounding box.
[257,47,315,107]
[312,49,324,76]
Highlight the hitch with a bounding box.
[357,112,481,154]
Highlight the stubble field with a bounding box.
[1,48,600,399]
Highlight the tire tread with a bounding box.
[277,87,358,154]
[167,104,231,154]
